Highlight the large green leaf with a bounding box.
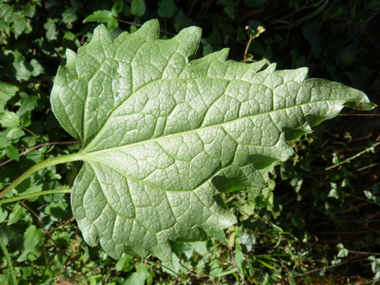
[50,20,374,261]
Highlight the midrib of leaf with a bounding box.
[82,96,346,155]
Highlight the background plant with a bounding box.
[0,0,379,284]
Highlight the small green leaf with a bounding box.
[4,146,19,161]
[112,0,123,16]
[0,207,8,223]
[161,253,182,276]
[364,190,373,200]
[228,226,237,249]
[290,173,303,193]
[84,10,114,24]
[17,225,45,262]
[328,182,339,199]
[5,127,24,140]
[7,204,25,225]
[115,253,134,272]
[44,18,58,41]
[16,96,38,116]
[11,11,27,38]
[240,232,256,252]
[206,229,227,242]
[0,111,19,128]
[52,252,68,270]
[218,0,236,19]
[0,19,8,29]
[158,0,177,18]
[174,9,186,32]
[0,82,19,112]
[336,243,348,257]
[2,50,35,80]
[23,4,36,18]
[62,7,78,23]
[191,241,207,256]
[130,0,146,16]
[124,263,150,285]
[45,200,68,220]
[0,136,8,149]
[83,10,118,31]
[0,4,14,24]
[238,201,255,220]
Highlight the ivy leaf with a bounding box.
[62,7,78,24]
[17,225,45,262]
[130,0,146,16]
[0,111,19,128]
[44,18,58,41]
[0,4,14,25]
[158,0,177,18]
[0,82,19,112]
[7,204,25,225]
[11,11,27,38]
[51,20,374,261]
[83,10,118,31]
[4,146,19,161]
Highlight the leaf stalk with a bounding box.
[0,153,82,199]
[0,188,72,205]
[0,235,17,285]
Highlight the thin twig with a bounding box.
[325,142,380,170]
[338,114,380,116]
[48,216,75,234]
[185,0,197,28]
[292,256,359,277]
[306,1,335,66]
[19,125,37,137]
[199,0,213,26]
[0,141,79,168]
[343,11,380,46]
[243,37,254,62]
[353,162,380,173]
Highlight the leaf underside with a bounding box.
[51,19,374,261]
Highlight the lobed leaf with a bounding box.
[51,19,374,261]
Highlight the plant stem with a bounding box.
[19,125,37,137]
[243,36,254,62]
[0,152,83,199]
[0,235,17,285]
[0,188,72,205]
[0,141,78,168]
[325,141,380,170]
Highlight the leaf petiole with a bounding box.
[0,188,72,205]
[0,152,82,199]
[0,235,17,285]
[19,124,37,137]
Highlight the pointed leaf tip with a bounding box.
[345,101,377,111]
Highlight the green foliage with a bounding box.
[49,19,372,262]
[131,0,146,17]
[0,0,379,284]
